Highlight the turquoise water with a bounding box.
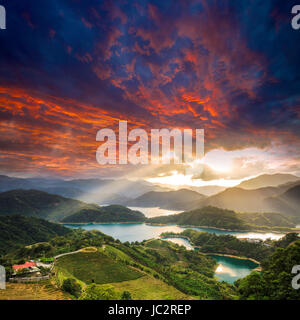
[159,237,259,284]
[208,254,259,284]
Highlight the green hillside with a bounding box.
[0,190,145,223]
[56,251,143,284]
[239,212,295,228]
[110,276,193,300]
[62,205,146,223]
[0,215,71,254]
[0,189,97,222]
[3,228,236,300]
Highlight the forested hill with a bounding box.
[236,239,300,300]
[62,205,146,223]
[0,215,71,255]
[0,190,145,223]
[0,189,96,222]
[147,206,250,230]
[147,206,296,231]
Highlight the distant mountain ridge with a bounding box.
[264,185,300,220]
[0,175,169,204]
[191,186,280,213]
[237,173,300,190]
[187,181,300,222]
[126,188,205,210]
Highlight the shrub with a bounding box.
[121,291,132,300]
[62,278,82,298]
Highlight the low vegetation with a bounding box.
[111,276,193,300]
[56,251,143,284]
[0,281,69,300]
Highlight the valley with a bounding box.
[0,173,299,300]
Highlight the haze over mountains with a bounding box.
[0,175,169,204]
[237,174,300,190]
[126,189,206,210]
[0,173,299,224]
[123,174,300,222]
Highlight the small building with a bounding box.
[12,261,40,276]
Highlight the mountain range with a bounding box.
[237,173,300,190]
[0,173,299,224]
[0,175,169,204]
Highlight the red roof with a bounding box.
[13,261,36,270]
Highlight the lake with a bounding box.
[65,222,284,242]
[64,206,283,284]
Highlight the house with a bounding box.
[12,261,40,276]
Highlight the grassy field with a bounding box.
[111,276,195,300]
[0,281,68,300]
[56,251,143,284]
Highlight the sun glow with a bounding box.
[146,171,244,188]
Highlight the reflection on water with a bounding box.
[128,206,181,218]
[209,254,259,284]
[215,264,237,277]
[162,237,194,250]
[235,232,283,241]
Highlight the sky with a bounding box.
[0,0,299,187]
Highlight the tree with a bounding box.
[79,284,119,300]
[236,240,300,300]
[121,291,132,300]
[62,278,82,298]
